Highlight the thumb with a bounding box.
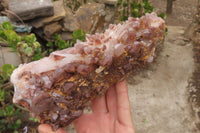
[38,124,67,133]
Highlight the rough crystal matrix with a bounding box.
[11,13,165,130]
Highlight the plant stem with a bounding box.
[25,57,29,63]
[0,100,6,108]
[14,104,29,112]
[128,0,131,17]
[19,53,24,64]
[5,10,30,34]
[0,36,8,44]
[0,46,5,65]
[0,82,12,89]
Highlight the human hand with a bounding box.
[38,80,135,133]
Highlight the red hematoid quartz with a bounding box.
[11,13,166,130]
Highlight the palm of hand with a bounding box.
[38,80,135,133]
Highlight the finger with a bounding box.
[73,114,89,132]
[91,94,108,113]
[38,124,67,133]
[115,80,133,126]
[106,86,117,116]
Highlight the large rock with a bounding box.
[8,0,54,21]
[30,0,66,28]
[76,3,106,33]
[62,7,80,32]
[44,22,62,38]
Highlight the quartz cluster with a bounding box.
[11,13,166,130]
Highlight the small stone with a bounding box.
[60,32,73,41]
[44,22,62,38]
[52,113,58,120]
[105,12,115,22]
[30,0,66,28]
[8,0,54,21]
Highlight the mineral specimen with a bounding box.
[11,13,166,130]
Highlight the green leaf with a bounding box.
[7,123,13,129]
[0,119,6,130]
[14,131,19,133]
[33,42,40,49]
[131,1,137,8]
[22,34,37,45]
[117,0,122,6]
[66,3,72,9]
[47,42,54,48]
[33,53,43,61]
[49,49,53,53]
[72,29,86,43]
[33,49,46,61]
[22,43,28,48]
[123,2,127,7]
[34,118,38,122]
[4,30,21,48]
[53,34,71,50]
[0,119,5,124]
[0,109,5,117]
[165,27,168,35]
[1,22,14,30]
[0,88,6,102]
[118,0,155,20]
[15,119,21,126]
[138,3,142,10]
[5,105,14,117]
[14,108,21,117]
[158,12,167,19]
[29,117,38,122]
[0,31,7,42]
[121,15,128,21]
[10,119,22,130]
[1,64,15,73]
[24,47,33,56]
[1,64,16,79]
[29,117,34,121]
